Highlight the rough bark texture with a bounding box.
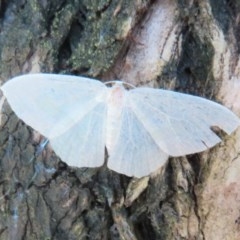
[0,0,240,239]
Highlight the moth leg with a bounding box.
[27,138,49,164]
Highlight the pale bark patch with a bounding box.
[116,0,179,86]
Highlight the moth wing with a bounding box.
[129,88,240,157]
[107,93,168,177]
[50,100,107,167]
[1,73,107,138]
[1,73,107,167]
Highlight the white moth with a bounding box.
[1,74,240,177]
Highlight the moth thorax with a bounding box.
[105,84,126,151]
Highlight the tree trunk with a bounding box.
[0,0,240,239]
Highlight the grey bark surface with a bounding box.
[0,0,240,239]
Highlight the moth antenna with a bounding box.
[104,80,136,89]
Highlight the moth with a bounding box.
[1,74,239,177]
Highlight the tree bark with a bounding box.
[0,0,240,239]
